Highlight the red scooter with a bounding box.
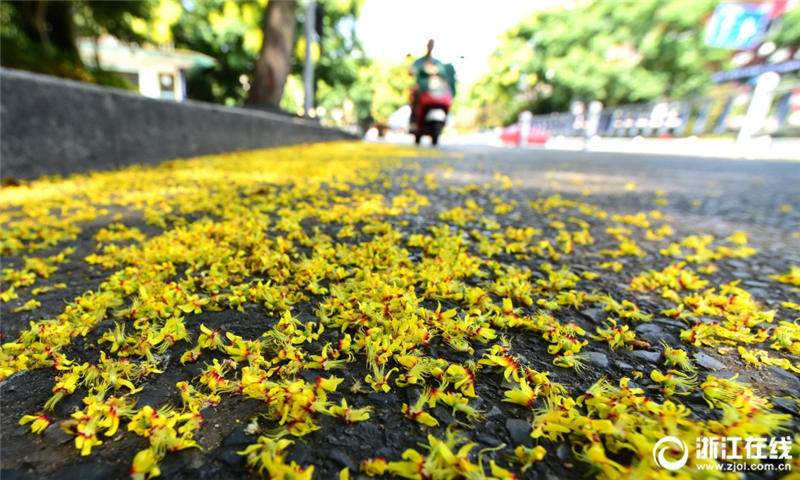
[409,73,453,146]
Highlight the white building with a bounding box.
[78,35,215,101]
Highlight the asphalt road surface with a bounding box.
[1,143,798,480]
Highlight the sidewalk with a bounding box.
[434,131,800,161]
[547,135,800,161]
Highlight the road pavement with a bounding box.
[1,143,798,479]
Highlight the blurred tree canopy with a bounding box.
[767,5,800,47]
[0,0,407,131]
[172,0,368,114]
[171,0,267,106]
[0,0,154,88]
[311,59,413,131]
[468,0,732,126]
[365,60,414,126]
[304,0,372,126]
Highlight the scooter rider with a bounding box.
[409,39,455,131]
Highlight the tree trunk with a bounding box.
[14,1,78,55]
[44,1,78,54]
[16,1,51,46]
[246,0,298,108]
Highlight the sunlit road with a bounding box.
[376,130,800,161]
[422,143,800,258]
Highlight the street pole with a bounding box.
[737,71,780,145]
[584,101,602,151]
[303,0,316,118]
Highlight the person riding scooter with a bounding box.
[408,39,456,145]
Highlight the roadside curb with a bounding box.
[0,68,357,180]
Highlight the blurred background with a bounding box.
[2,0,799,147]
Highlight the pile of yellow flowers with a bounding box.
[1,142,798,479]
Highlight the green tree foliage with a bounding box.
[312,59,413,131]
[168,0,406,129]
[170,0,265,106]
[0,0,417,131]
[75,1,159,44]
[307,0,364,94]
[0,0,153,88]
[366,60,414,126]
[297,0,376,127]
[767,6,800,47]
[469,0,731,124]
[172,0,367,116]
